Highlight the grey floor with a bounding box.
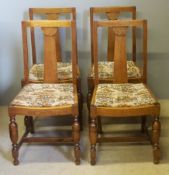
[0,105,169,175]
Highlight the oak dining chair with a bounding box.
[21,7,83,130]
[87,6,148,133]
[89,19,160,165]
[9,20,80,165]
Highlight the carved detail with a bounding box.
[106,12,120,20]
[9,116,19,165]
[46,13,59,20]
[72,116,80,165]
[152,116,161,164]
[113,27,128,36]
[42,27,57,36]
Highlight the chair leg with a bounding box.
[72,115,80,165]
[29,116,35,134]
[89,118,97,165]
[77,77,83,131]
[9,115,19,165]
[152,116,161,164]
[141,116,147,133]
[87,86,94,124]
[87,78,92,111]
[97,116,103,134]
[87,90,92,123]
[87,90,92,111]
[24,116,34,134]
[78,93,83,131]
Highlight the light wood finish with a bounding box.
[87,6,139,113]
[8,20,80,165]
[113,27,128,83]
[90,6,136,64]
[106,12,120,61]
[87,7,147,135]
[29,7,76,63]
[89,20,161,165]
[22,8,83,130]
[43,27,58,83]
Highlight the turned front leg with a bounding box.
[72,115,80,165]
[9,115,19,165]
[89,118,97,165]
[152,116,161,164]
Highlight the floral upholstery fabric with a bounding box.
[95,83,156,107]
[90,61,141,79]
[11,83,74,107]
[29,63,73,81]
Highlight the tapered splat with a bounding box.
[113,27,128,83]
[42,27,58,83]
[106,12,120,61]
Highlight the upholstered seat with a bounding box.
[11,83,74,107]
[95,83,156,107]
[29,63,76,81]
[90,61,141,79]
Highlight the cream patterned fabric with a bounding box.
[11,83,74,107]
[29,63,73,81]
[95,83,156,107]
[91,61,141,79]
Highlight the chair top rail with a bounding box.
[94,19,146,28]
[29,7,76,14]
[91,6,136,13]
[22,20,73,28]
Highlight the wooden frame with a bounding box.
[90,6,136,63]
[29,7,76,64]
[89,19,160,165]
[8,20,80,165]
[21,7,83,130]
[93,19,147,85]
[87,6,147,135]
[87,6,148,111]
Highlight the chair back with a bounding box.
[29,7,76,64]
[90,6,136,62]
[92,19,147,84]
[22,20,77,84]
